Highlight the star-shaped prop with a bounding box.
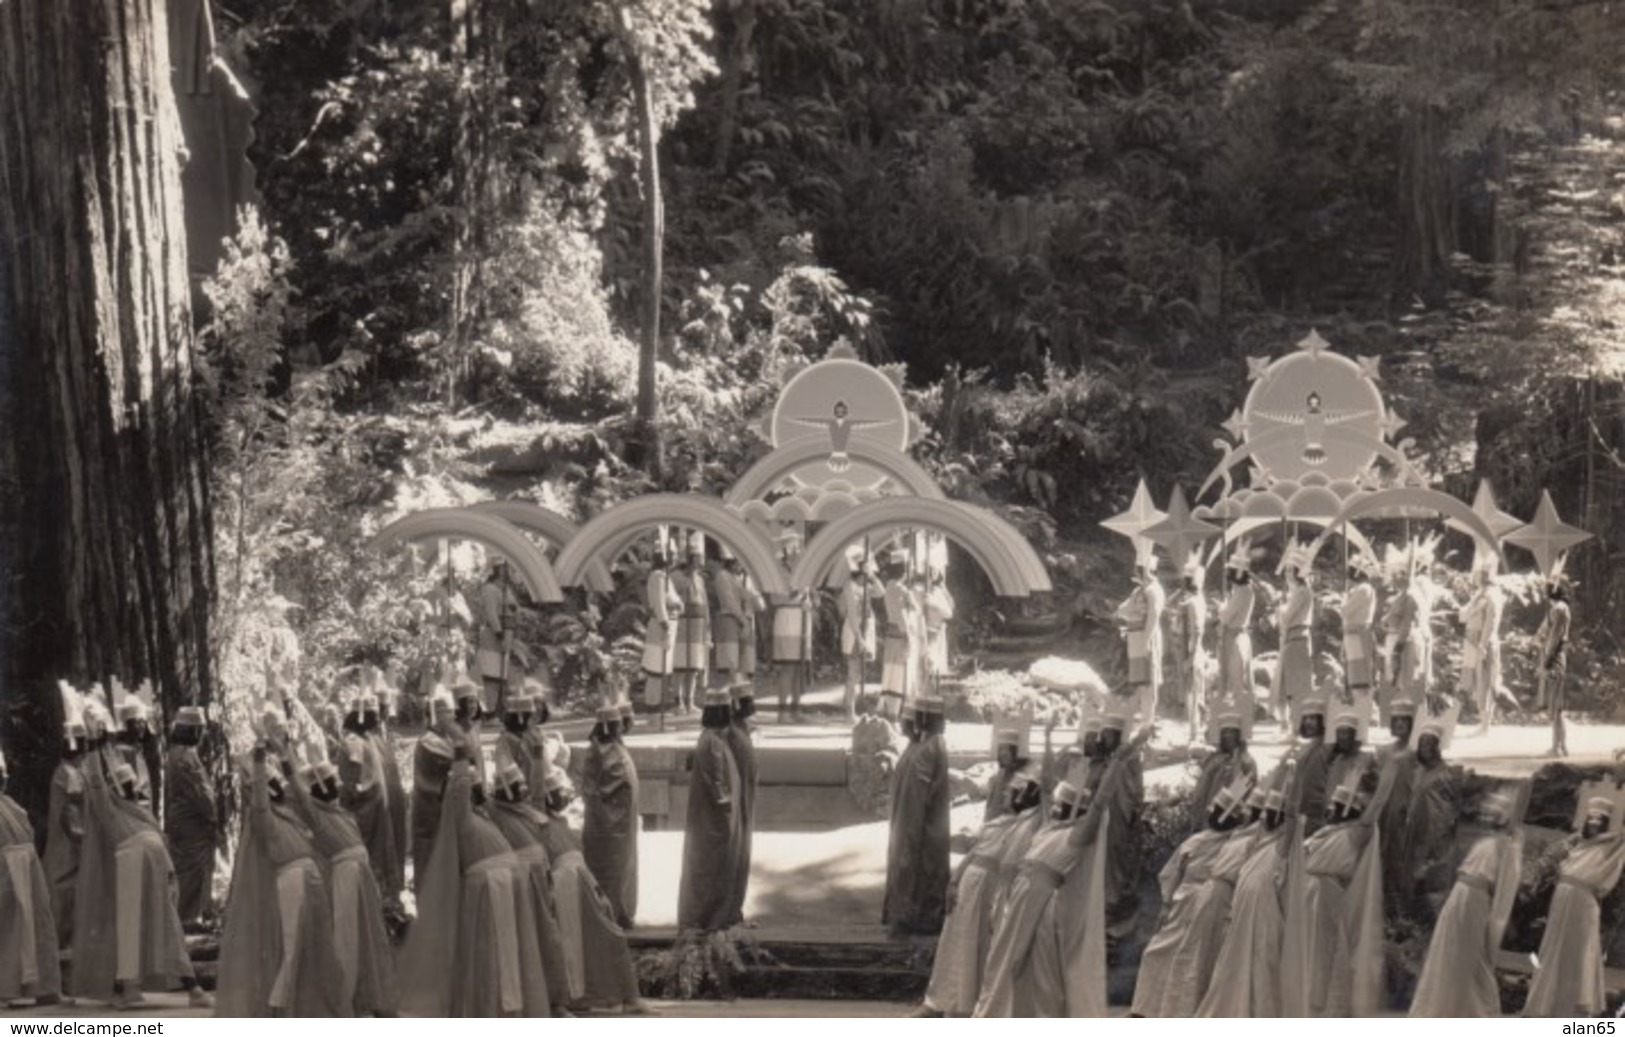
[1246,356,1271,382]
[1143,485,1220,564]
[1298,329,1330,357]
[1503,490,1591,575]
[1378,411,1407,439]
[1356,355,1383,381]
[1446,480,1524,543]
[1221,410,1249,441]
[1101,478,1167,553]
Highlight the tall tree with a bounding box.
[1,0,217,813]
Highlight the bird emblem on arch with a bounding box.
[1249,391,1376,466]
[788,400,897,473]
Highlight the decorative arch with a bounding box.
[554,494,790,597]
[467,501,614,593]
[1200,516,1378,569]
[1307,488,1507,566]
[725,439,946,508]
[792,498,1051,598]
[1197,424,1427,501]
[370,508,565,603]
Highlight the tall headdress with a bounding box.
[1207,700,1254,744]
[1276,540,1314,578]
[990,705,1033,757]
[1572,780,1625,834]
[58,680,87,748]
[1416,701,1461,751]
[1324,691,1373,746]
[1224,538,1253,575]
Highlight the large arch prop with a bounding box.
[554,494,790,597]
[467,501,614,593]
[792,498,1051,598]
[1306,487,1508,568]
[725,438,946,508]
[370,508,566,603]
[1197,423,1427,502]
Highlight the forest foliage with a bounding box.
[202,0,1625,716]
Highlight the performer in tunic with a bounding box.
[215,747,343,1017]
[923,571,956,685]
[1116,547,1166,721]
[740,574,765,697]
[537,768,648,1014]
[712,552,747,691]
[1291,694,1332,834]
[482,761,575,1016]
[1459,564,1507,733]
[678,690,744,932]
[670,544,711,715]
[770,570,816,724]
[496,692,546,801]
[1524,796,1625,1017]
[1196,782,1304,1018]
[283,757,399,1017]
[642,551,681,709]
[582,704,640,929]
[1217,543,1257,702]
[398,751,551,1018]
[1408,790,1523,1017]
[973,736,1146,1018]
[1274,544,1315,725]
[1131,775,1256,1018]
[915,768,1043,1017]
[0,750,63,1007]
[840,556,881,723]
[1189,709,1257,833]
[1383,556,1432,708]
[72,739,212,1009]
[724,685,758,927]
[884,695,952,938]
[1341,553,1380,698]
[880,557,918,720]
[477,562,516,715]
[1168,555,1209,744]
[45,690,90,947]
[1402,708,1461,920]
[1299,778,1384,1017]
[1537,578,1573,757]
[164,706,218,926]
[410,685,465,892]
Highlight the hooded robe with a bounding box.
[397,761,550,1017]
[485,798,574,1010]
[214,761,344,1017]
[923,810,1027,1015]
[539,812,642,1008]
[286,776,399,1016]
[723,716,757,926]
[70,751,195,1000]
[581,736,640,928]
[1524,831,1625,1017]
[1084,747,1145,937]
[1131,825,1249,1017]
[43,758,85,944]
[883,731,951,936]
[676,727,743,931]
[1300,821,1384,1017]
[1196,817,1307,1017]
[1408,829,1521,1017]
[0,792,62,1002]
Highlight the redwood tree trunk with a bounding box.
[1,0,216,816]
[618,8,665,475]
